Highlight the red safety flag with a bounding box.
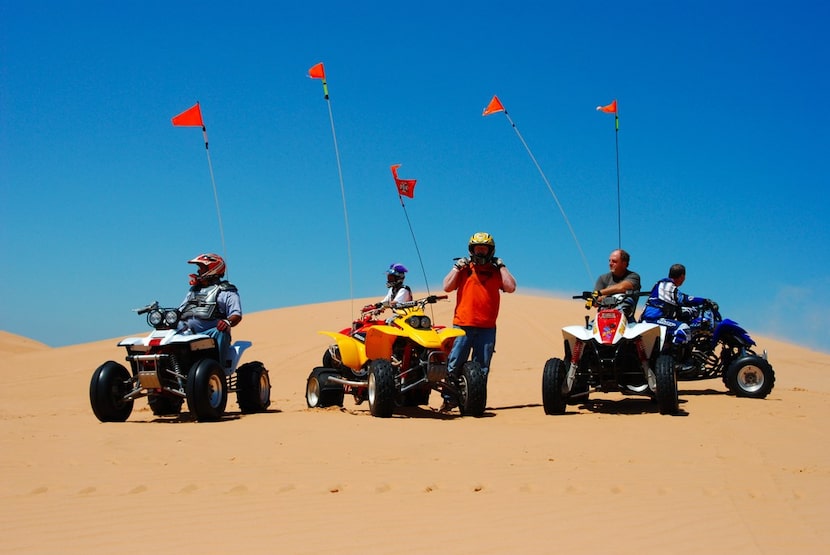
[308,62,326,80]
[390,164,416,198]
[482,95,505,116]
[596,99,617,114]
[171,103,204,127]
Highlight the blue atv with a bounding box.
[666,300,775,398]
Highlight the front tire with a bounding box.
[236,361,271,413]
[306,367,345,408]
[655,354,679,415]
[458,361,487,417]
[90,361,134,422]
[724,355,775,398]
[542,357,567,415]
[186,359,228,422]
[368,359,396,418]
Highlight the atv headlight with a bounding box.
[406,315,431,329]
[148,309,164,327]
[163,310,179,326]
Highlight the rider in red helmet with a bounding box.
[178,253,242,366]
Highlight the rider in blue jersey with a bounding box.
[640,264,706,345]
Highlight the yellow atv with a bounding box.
[307,295,487,417]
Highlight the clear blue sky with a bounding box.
[2,1,828,353]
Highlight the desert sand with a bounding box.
[1,294,828,554]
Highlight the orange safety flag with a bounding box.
[482,95,505,116]
[308,62,326,79]
[171,102,204,127]
[596,99,617,114]
[390,164,416,198]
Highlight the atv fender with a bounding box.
[118,330,215,351]
[364,325,408,360]
[226,341,252,374]
[364,325,463,359]
[624,322,662,359]
[318,331,367,371]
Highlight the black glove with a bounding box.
[453,257,469,270]
[492,257,505,268]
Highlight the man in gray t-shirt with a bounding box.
[593,249,641,319]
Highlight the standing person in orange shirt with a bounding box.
[440,232,517,412]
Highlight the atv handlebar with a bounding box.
[574,291,649,310]
[134,301,160,315]
[392,294,448,311]
[359,295,448,319]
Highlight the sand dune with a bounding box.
[1,294,828,554]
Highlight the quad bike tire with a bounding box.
[458,361,487,417]
[368,359,396,418]
[90,361,135,422]
[542,357,567,415]
[655,354,680,415]
[306,367,345,408]
[236,361,271,413]
[724,355,775,399]
[148,395,183,416]
[186,358,228,422]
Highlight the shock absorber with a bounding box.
[169,354,186,390]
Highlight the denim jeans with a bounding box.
[203,327,232,367]
[447,326,497,377]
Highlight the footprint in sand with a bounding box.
[179,484,198,494]
[375,484,391,493]
[78,486,96,495]
[227,484,248,495]
[129,485,147,494]
[30,486,48,495]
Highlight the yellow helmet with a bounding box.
[468,232,495,264]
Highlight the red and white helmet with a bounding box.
[188,253,226,285]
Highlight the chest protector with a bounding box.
[182,281,237,320]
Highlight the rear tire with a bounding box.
[368,359,396,418]
[724,355,775,398]
[458,361,487,417]
[186,359,228,422]
[542,357,567,415]
[655,354,679,415]
[89,361,134,422]
[306,367,345,408]
[236,361,271,413]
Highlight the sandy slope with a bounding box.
[1,294,828,555]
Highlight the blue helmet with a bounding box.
[386,263,408,288]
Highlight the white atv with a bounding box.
[89,301,271,422]
[542,292,679,415]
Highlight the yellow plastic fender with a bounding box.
[364,324,466,359]
[318,331,367,371]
